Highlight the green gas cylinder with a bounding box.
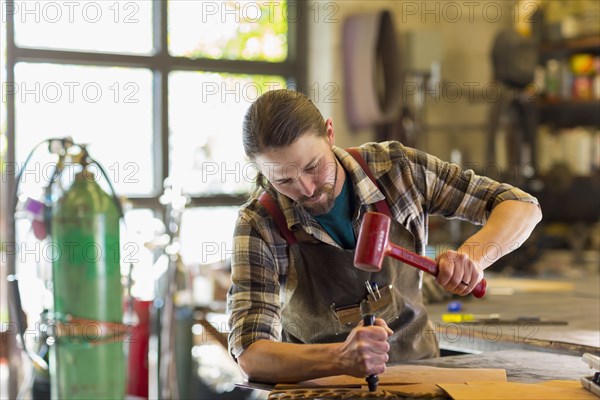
[50,169,125,399]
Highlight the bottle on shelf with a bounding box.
[571,53,595,100]
[545,59,561,101]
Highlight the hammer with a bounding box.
[354,212,487,298]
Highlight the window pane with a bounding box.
[169,72,287,195]
[13,0,152,54]
[168,0,288,61]
[179,207,239,266]
[14,63,154,196]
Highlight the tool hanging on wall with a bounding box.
[343,10,402,131]
[8,138,129,399]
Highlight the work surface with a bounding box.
[241,350,595,399]
[407,349,592,382]
[239,275,599,398]
[426,274,600,355]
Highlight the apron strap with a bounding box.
[258,191,298,245]
[258,147,392,245]
[345,147,393,217]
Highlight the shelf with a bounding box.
[535,100,600,127]
[540,35,600,55]
[537,98,600,105]
[529,29,600,225]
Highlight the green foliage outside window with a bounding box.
[183,0,288,62]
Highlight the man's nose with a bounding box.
[297,175,316,197]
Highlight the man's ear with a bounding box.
[325,118,335,146]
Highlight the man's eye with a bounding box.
[305,164,318,172]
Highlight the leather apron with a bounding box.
[280,221,438,362]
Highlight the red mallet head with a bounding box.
[354,212,391,272]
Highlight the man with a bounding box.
[227,89,542,383]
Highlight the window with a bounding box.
[2,1,306,392]
[1,3,307,383]
[3,0,306,263]
[0,7,306,397]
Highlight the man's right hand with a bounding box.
[336,317,393,377]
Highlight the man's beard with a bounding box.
[298,185,336,215]
[298,160,338,216]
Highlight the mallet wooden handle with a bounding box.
[388,243,487,298]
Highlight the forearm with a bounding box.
[458,200,542,270]
[238,339,344,383]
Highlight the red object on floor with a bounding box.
[127,299,152,399]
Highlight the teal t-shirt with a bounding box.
[314,175,356,249]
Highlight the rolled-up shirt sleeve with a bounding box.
[227,213,282,360]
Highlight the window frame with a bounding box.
[2,2,306,395]
[4,0,307,221]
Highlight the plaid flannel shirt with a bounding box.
[227,141,539,359]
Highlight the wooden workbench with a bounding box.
[426,275,600,355]
[239,349,596,399]
[237,275,599,398]
[408,349,593,382]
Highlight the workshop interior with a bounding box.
[0,0,599,399]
